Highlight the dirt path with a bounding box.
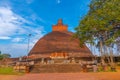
[0,72,120,80]
[0,75,18,80]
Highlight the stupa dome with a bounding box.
[28,19,93,58]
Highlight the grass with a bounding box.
[116,66,120,71]
[97,65,119,72]
[0,67,24,75]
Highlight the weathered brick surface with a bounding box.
[31,64,82,73]
[29,31,92,58]
[29,19,93,58]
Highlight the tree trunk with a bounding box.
[100,41,105,65]
[109,47,115,68]
[106,47,111,64]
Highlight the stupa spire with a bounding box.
[52,19,68,31]
[57,19,63,25]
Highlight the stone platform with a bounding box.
[30,64,82,73]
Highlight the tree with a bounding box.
[0,51,11,60]
[75,0,120,68]
[2,54,11,58]
[0,54,3,60]
[116,37,120,55]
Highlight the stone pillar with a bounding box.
[93,65,97,72]
[71,58,76,63]
[41,58,44,64]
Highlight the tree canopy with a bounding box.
[75,0,120,67]
[75,0,120,46]
[0,51,11,60]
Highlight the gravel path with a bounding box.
[0,72,120,80]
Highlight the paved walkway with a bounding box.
[0,72,120,80]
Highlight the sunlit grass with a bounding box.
[0,67,24,75]
[116,66,120,71]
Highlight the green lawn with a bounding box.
[0,67,23,75]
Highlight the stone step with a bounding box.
[30,64,82,73]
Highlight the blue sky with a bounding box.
[0,0,91,57]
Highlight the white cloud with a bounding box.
[0,7,27,37]
[26,0,34,4]
[0,44,28,57]
[30,14,45,23]
[0,6,45,39]
[0,6,45,57]
[56,0,61,4]
[12,37,23,42]
[0,36,11,40]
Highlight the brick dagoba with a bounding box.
[28,19,93,59]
